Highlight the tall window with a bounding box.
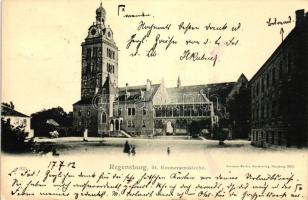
[86,48,91,72]
[279,62,283,78]
[266,73,269,88]
[272,100,276,117]
[268,103,271,118]
[93,47,97,58]
[128,108,136,116]
[272,67,276,84]
[86,48,91,59]
[287,53,292,73]
[264,104,267,118]
[107,48,115,59]
[107,63,114,74]
[143,107,147,115]
[102,113,107,123]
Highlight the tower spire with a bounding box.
[96,2,106,25]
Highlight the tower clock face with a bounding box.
[91,28,97,36]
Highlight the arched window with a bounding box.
[102,113,107,123]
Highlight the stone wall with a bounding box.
[73,104,98,136]
[114,101,154,137]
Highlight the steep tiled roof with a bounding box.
[167,82,235,104]
[1,104,29,117]
[73,82,236,105]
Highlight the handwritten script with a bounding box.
[125,20,242,66]
[6,161,305,199]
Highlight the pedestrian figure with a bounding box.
[167,147,170,155]
[83,129,88,142]
[131,146,136,156]
[123,140,130,153]
[52,148,59,156]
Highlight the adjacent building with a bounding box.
[1,103,34,138]
[250,10,308,147]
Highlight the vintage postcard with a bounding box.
[1,0,308,199]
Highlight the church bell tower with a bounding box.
[81,3,118,100]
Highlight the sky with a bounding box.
[2,0,308,115]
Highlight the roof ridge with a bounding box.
[1,105,29,117]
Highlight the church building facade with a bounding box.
[73,4,249,138]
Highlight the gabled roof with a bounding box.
[102,75,117,94]
[166,82,235,104]
[237,73,248,83]
[1,104,29,117]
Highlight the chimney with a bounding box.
[177,76,181,88]
[146,79,151,91]
[125,83,129,96]
[295,9,305,26]
[140,89,144,99]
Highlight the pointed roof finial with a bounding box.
[96,1,105,14]
[177,75,181,88]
